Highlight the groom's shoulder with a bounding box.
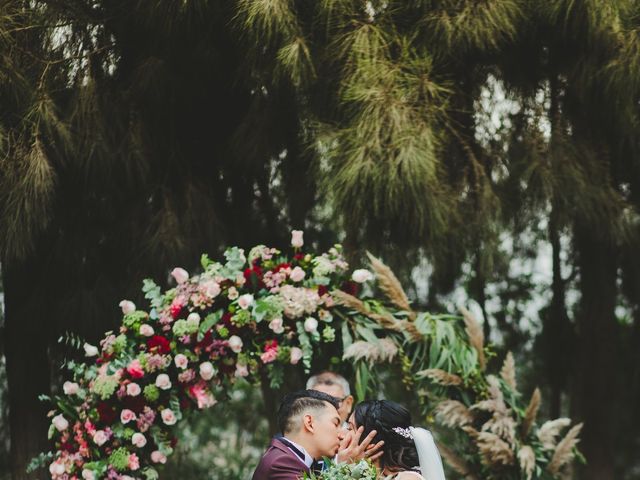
[252,439,307,480]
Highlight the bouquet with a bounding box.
[304,460,378,480]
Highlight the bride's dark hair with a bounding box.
[353,400,419,472]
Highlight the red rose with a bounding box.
[147,335,171,354]
[244,265,265,289]
[341,281,359,296]
[273,262,291,272]
[293,253,304,261]
[264,339,278,352]
[318,285,328,297]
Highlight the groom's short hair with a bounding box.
[277,389,340,434]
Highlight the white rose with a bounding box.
[49,462,65,476]
[351,269,374,283]
[174,353,189,369]
[63,381,80,395]
[304,317,318,333]
[199,362,215,381]
[227,286,239,300]
[171,267,189,284]
[187,312,201,324]
[126,383,141,396]
[155,373,172,390]
[161,408,177,425]
[132,432,147,448]
[139,324,154,337]
[237,294,254,310]
[83,343,99,357]
[268,317,284,334]
[228,335,243,353]
[119,300,136,315]
[289,266,306,282]
[92,430,108,446]
[291,230,304,248]
[290,347,304,365]
[52,414,69,432]
[82,469,95,480]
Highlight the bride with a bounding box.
[347,400,446,480]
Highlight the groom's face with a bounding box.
[310,404,344,458]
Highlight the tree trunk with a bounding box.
[3,260,52,480]
[572,229,617,480]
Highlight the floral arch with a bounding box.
[33,232,583,480]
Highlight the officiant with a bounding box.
[306,371,354,426]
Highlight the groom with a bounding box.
[252,390,345,480]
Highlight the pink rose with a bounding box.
[235,364,249,377]
[237,294,254,310]
[126,383,141,396]
[63,381,80,395]
[128,453,140,470]
[49,461,65,476]
[120,409,136,424]
[161,408,177,425]
[82,469,95,480]
[151,451,167,464]
[260,349,278,364]
[228,335,243,353]
[139,324,154,337]
[352,269,374,283]
[171,267,189,284]
[202,280,221,299]
[190,381,217,409]
[92,430,108,446]
[126,359,145,379]
[290,347,304,365]
[52,414,69,432]
[199,362,215,381]
[304,317,318,333]
[155,373,172,390]
[131,432,147,448]
[291,230,304,248]
[290,266,306,282]
[119,300,136,315]
[174,353,189,369]
[268,317,284,334]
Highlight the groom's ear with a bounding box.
[302,413,315,433]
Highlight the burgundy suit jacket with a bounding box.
[252,438,310,480]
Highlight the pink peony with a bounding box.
[174,353,189,369]
[119,300,136,315]
[92,430,108,446]
[139,324,154,337]
[171,267,189,284]
[131,432,147,448]
[128,453,140,470]
[155,373,172,390]
[268,317,284,334]
[290,266,306,282]
[228,335,243,353]
[291,230,304,248]
[161,408,177,425]
[290,347,304,365]
[199,362,215,381]
[151,451,167,464]
[120,409,136,424]
[63,381,80,395]
[237,294,254,310]
[52,414,69,432]
[126,359,145,379]
[126,383,141,397]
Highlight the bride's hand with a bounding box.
[336,426,384,464]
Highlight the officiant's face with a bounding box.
[312,384,353,423]
[310,405,344,457]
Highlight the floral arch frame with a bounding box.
[34,232,583,480]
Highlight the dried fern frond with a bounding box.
[517,445,536,480]
[342,338,398,364]
[548,423,583,475]
[459,305,485,369]
[417,368,463,386]
[537,418,571,450]
[434,400,474,427]
[437,441,478,479]
[521,388,541,438]
[366,252,415,319]
[500,352,516,390]
[476,431,515,466]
